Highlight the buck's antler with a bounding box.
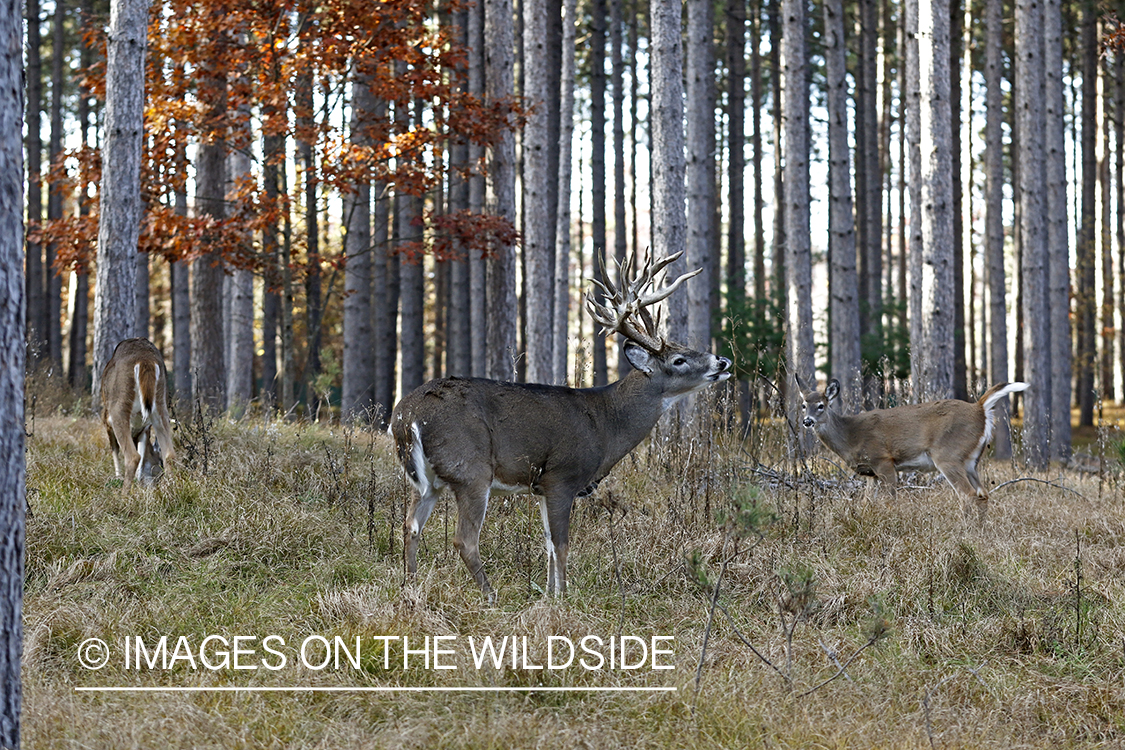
[584,250,701,352]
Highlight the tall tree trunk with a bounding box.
[984,0,1011,458]
[25,0,43,363]
[686,0,714,351]
[1039,0,1066,458]
[523,0,552,382]
[858,0,882,389]
[914,0,955,402]
[554,0,577,384]
[1099,60,1114,403]
[69,3,94,392]
[372,162,394,424]
[485,0,518,380]
[259,127,282,410]
[0,2,26,742]
[296,34,321,402]
[92,0,149,403]
[45,0,63,365]
[950,0,966,400]
[226,132,253,417]
[769,0,786,317]
[1016,0,1050,468]
[727,0,751,426]
[1117,52,1124,408]
[824,0,861,407]
[651,0,687,339]
[342,75,374,419]
[191,59,227,413]
[906,0,923,395]
[751,0,765,306]
[782,0,814,415]
[468,0,487,378]
[611,0,627,376]
[1076,0,1097,426]
[448,5,471,380]
[590,0,608,384]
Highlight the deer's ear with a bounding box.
[825,379,841,402]
[624,341,655,374]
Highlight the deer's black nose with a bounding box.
[803,417,815,428]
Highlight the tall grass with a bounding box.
[20,388,1125,748]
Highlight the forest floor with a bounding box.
[18,393,1125,749]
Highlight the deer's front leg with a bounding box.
[538,491,575,596]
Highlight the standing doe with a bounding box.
[796,376,1029,516]
[101,338,176,488]
[390,251,731,598]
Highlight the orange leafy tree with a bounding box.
[36,0,522,281]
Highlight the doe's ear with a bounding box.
[825,379,841,402]
[624,341,655,374]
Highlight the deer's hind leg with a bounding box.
[935,460,988,520]
[450,479,494,599]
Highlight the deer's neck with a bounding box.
[587,370,669,472]
[814,410,860,460]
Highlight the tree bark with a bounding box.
[611,0,627,377]
[523,0,552,382]
[651,0,687,339]
[92,0,149,404]
[1045,0,1070,457]
[342,75,374,419]
[25,0,43,363]
[686,0,715,351]
[1016,0,1050,468]
[590,0,608,384]
[782,0,814,420]
[914,0,955,402]
[1,2,26,743]
[226,142,253,417]
[1076,0,1096,426]
[824,0,861,408]
[485,0,518,381]
[45,0,63,365]
[554,0,577,384]
[984,0,1012,457]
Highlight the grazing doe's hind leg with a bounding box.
[451,480,494,599]
[936,462,987,521]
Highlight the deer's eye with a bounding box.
[672,356,687,366]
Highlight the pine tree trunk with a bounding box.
[611,0,627,377]
[25,0,44,363]
[0,3,26,742]
[46,0,64,365]
[69,12,94,392]
[824,0,861,408]
[914,0,955,401]
[651,0,687,339]
[1039,0,1066,458]
[686,0,714,351]
[468,0,487,379]
[950,0,966,400]
[769,0,786,317]
[782,0,815,412]
[190,59,227,414]
[906,0,923,395]
[342,76,374,419]
[448,6,471,380]
[554,0,577,384]
[1076,0,1097,426]
[1099,61,1114,403]
[590,0,608,384]
[485,0,519,381]
[92,0,149,404]
[984,0,1012,458]
[523,0,553,383]
[1016,0,1050,468]
[226,136,253,417]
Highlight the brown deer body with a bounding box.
[101,338,176,488]
[391,252,731,597]
[797,378,1028,515]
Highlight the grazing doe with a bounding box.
[101,338,175,488]
[390,251,732,598]
[796,376,1029,516]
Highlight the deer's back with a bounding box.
[845,398,986,462]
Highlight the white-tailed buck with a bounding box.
[101,338,176,488]
[391,251,731,598]
[796,376,1029,515]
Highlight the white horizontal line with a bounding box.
[75,686,677,693]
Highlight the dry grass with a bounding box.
[20,403,1125,749]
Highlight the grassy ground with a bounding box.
[19,399,1125,749]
